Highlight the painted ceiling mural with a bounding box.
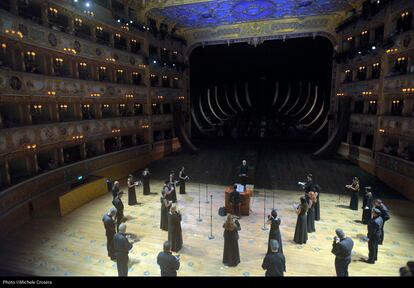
[148,0,353,29]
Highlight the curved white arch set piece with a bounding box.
[193,81,328,135]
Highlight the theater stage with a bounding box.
[0,179,413,276]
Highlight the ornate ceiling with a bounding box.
[142,0,361,51]
[146,0,354,29]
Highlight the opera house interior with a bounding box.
[0,0,413,281]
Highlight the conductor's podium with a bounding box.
[225,185,253,216]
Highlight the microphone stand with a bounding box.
[272,190,275,209]
[205,170,209,203]
[197,183,202,222]
[208,194,214,239]
[261,189,268,231]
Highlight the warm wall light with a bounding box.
[90,93,101,97]
[59,104,68,111]
[139,64,146,68]
[134,104,141,107]
[402,87,414,93]
[346,36,353,41]
[74,18,83,26]
[119,104,126,108]
[152,103,157,107]
[173,51,178,55]
[125,94,134,98]
[386,48,398,54]
[106,57,116,62]
[111,129,121,133]
[33,104,42,111]
[48,91,56,96]
[83,104,90,109]
[103,104,110,108]
[361,31,368,35]
[5,29,23,38]
[116,69,123,73]
[157,96,164,100]
[392,100,400,104]
[132,72,139,76]
[25,144,37,150]
[96,26,103,32]
[79,62,87,67]
[72,135,84,140]
[336,92,345,96]
[378,129,385,133]
[99,66,106,71]
[115,33,121,38]
[84,10,94,16]
[162,76,168,79]
[362,91,373,96]
[63,47,77,54]
[174,77,179,80]
[26,51,36,56]
[141,124,150,129]
[177,96,185,100]
[401,11,409,17]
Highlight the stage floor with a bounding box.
[0,180,413,276]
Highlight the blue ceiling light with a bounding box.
[85,2,90,8]
[130,20,133,23]
[149,0,352,28]
[372,45,376,50]
[74,0,78,3]
[117,19,121,23]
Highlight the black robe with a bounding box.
[168,212,183,252]
[349,183,359,210]
[179,171,186,194]
[112,196,124,231]
[267,217,283,255]
[314,191,320,221]
[362,193,374,224]
[307,200,316,233]
[160,196,169,231]
[111,186,119,199]
[240,165,248,187]
[223,221,241,267]
[127,181,137,206]
[142,172,151,195]
[377,203,390,244]
[102,214,116,259]
[293,204,308,244]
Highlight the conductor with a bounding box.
[239,160,248,189]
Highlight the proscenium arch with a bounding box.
[185,31,337,58]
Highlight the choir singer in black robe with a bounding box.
[362,187,374,224]
[293,196,308,244]
[178,166,188,195]
[262,240,286,277]
[331,229,354,276]
[266,209,283,254]
[222,214,241,267]
[102,207,117,260]
[374,199,390,245]
[142,168,151,195]
[114,223,133,277]
[112,191,124,232]
[306,192,316,233]
[168,205,183,252]
[346,177,360,210]
[157,241,180,277]
[127,175,137,206]
[229,184,241,217]
[366,208,383,264]
[160,188,171,231]
[313,184,321,221]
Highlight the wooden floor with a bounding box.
[0,179,413,276]
[0,141,412,276]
